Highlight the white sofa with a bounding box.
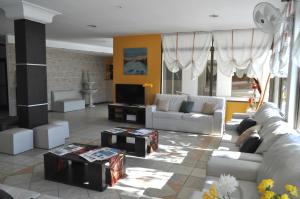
[146,94,226,134]
[51,90,85,112]
[202,103,300,199]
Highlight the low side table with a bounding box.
[101,128,158,157]
[44,143,125,191]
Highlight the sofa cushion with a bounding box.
[188,95,225,113]
[240,133,262,153]
[179,101,194,113]
[157,99,170,111]
[201,102,216,115]
[0,184,40,199]
[204,176,259,199]
[181,113,213,123]
[222,130,240,143]
[153,111,183,120]
[257,134,300,194]
[154,94,187,112]
[207,157,260,181]
[218,142,240,151]
[211,150,263,162]
[252,102,283,124]
[236,125,261,146]
[236,118,257,135]
[256,120,294,154]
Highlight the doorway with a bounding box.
[0,43,9,119]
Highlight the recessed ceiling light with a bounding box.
[87,24,97,28]
[209,14,219,18]
[114,5,122,9]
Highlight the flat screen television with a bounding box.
[116,84,145,105]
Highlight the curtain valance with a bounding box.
[162,32,212,80]
[213,29,273,79]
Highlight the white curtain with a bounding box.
[293,32,300,67]
[270,3,293,77]
[213,29,273,81]
[162,32,212,80]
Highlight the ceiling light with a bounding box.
[87,24,97,28]
[209,14,219,18]
[114,5,122,9]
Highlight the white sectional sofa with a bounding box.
[51,90,85,112]
[146,94,226,134]
[201,103,300,199]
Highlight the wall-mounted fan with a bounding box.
[253,2,282,33]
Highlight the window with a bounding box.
[231,73,252,98]
[161,61,182,94]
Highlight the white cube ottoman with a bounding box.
[50,120,70,138]
[33,124,65,149]
[0,128,33,155]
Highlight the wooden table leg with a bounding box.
[87,163,107,191]
[101,132,112,147]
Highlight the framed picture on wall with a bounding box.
[123,48,147,75]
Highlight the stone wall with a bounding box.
[6,44,112,116]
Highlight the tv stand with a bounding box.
[108,103,145,124]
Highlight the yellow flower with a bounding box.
[285,184,298,197]
[258,179,275,193]
[263,191,276,199]
[209,184,218,198]
[203,192,212,199]
[281,193,289,199]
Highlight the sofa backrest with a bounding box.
[154,94,188,112]
[252,102,283,124]
[188,95,226,113]
[256,119,294,153]
[257,134,300,193]
[51,90,82,102]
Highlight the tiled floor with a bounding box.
[0,104,221,199]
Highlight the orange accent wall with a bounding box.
[225,101,250,122]
[113,34,162,104]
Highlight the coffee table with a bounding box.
[101,127,158,157]
[44,143,125,191]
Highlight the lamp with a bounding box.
[143,83,153,105]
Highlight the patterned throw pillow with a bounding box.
[201,102,216,115]
[235,125,262,146]
[156,99,170,112]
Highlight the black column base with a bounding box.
[17,105,48,129]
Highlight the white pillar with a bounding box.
[216,69,232,97]
[181,67,198,95]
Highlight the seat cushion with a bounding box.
[203,176,259,199]
[211,150,263,162]
[257,134,300,194]
[153,111,183,120]
[218,141,240,151]
[181,112,213,122]
[221,129,239,143]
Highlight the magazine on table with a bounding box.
[105,128,127,134]
[50,144,83,156]
[80,147,119,162]
[131,128,152,136]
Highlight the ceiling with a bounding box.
[0,0,284,48]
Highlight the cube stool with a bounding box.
[33,124,65,149]
[50,120,70,138]
[0,128,33,155]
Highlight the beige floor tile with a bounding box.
[190,168,206,178]
[177,187,202,199]
[169,165,193,175]
[183,176,205,189]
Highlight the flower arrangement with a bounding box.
[202,174,239,199]
[258,179,298,199]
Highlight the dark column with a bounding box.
[14,19,48,128]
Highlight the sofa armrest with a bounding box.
[213,109,225,134]
[207,157,260,181]
[232,112,252,119]
[146,105,157,128]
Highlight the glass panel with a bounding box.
[231,73,252,98]
[162,61,182,94]
[198,60,216,96]
[278,78,288,114]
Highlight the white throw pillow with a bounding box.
[257,134,300,194]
